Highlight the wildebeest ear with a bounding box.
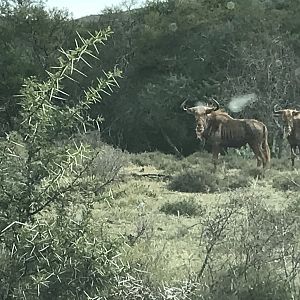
[273,104,284,115]
[273,110,280,115]
[292,110,300,116]
[205,107,215,114]
[185,107,196,114]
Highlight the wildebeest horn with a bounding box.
[180,99,189,111]
[273,104,284,114]
[211,98,220,111]
[205,98,220,114]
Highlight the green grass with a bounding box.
[91,151,300,287]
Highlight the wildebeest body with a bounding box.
[205,117,266,147]
[273,106,300,166]
[182,100,270,169]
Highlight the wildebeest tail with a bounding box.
[262,124,271,165]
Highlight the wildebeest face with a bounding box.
[181,99,220,140]
[193,107,211,139]
[184,106,214,139]
[273,105,300,137]
[282,110,296,136]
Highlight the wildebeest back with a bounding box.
[204,117,265,148]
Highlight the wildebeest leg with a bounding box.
[261,145,270,168]
[249,144,263,167]
[212,145,220,171]
[291,146,297,167]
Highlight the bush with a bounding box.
[131,152,173,167]
[222,149,253,170]
[160,198,204,217]
[168,169,220,193]
[270,158,293,171]
[187,192,300,300]
[168,168,252,193]
[0,218,124,300]
[272,173,300,191]
[194,268,292,300]
[87,144,128,183]
[244,167,266,179]
[226,174,250,189]
[0,28,127,299]
[131,151,184,173]
[77,130,104,149]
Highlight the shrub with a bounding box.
[0,28,127,299]
[226,173,250,189]
[131,152,173,167]
[191,192,300,300]
[272,173,300,191]
[87,144,128,184]
[270,158,293,171]
[77,130,104,149]
[168,169,220,193]
[245,167,266,179]
[160,198,204,217]
[222,149,253,170]
[131,151,183,173]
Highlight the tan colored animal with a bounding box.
[182,99,270,169]
[273,105,300,167]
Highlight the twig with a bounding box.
[129,172,172,180]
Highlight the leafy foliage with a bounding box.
[0,0,78,132]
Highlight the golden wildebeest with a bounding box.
[273,105,300,167]
[182,99,270,169]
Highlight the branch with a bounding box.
[128,172,172,180]
[29,151,100,217]
[160,127,183,158]
[196,206,239,281]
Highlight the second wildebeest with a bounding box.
[273,104,300,167]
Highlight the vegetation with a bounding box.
[98,151,300,299]
[1,0,300,155]
[160,198,204,217]
[0,24,125,299]
[0,0,300,299]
